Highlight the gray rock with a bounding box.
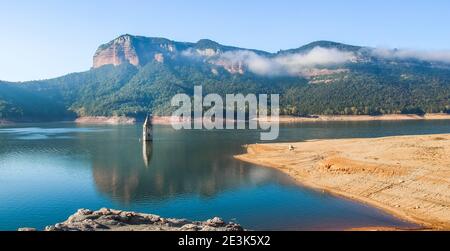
[206,217,225,227]
[180,224,200,231]
[43,208,246,231]
[77,209,93,215]
[18,228,37,232]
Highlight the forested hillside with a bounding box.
[1,35,449,122]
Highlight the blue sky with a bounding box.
[1,0,450,81]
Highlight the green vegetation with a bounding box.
[0,82,73,121]
[1,39,450,122]
[282,66,450,116]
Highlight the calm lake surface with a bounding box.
[1,120,450,230]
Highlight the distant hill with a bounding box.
[1,34,450,121]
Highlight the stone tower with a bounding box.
[143,114,153,142]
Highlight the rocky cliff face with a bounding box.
[92,34,260,70]
[93,35,184,68]
[91,35,368,77]
[93,35,140,68]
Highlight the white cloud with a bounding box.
[181,48,220,58]
[371,48,450,63]
[182,45,450,77]
[221,47,356,76]
[182,47,357,76]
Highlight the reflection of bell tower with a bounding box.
[143,114,153,142]
[142,142,153,167]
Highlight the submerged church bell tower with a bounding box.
[143,114,153,142]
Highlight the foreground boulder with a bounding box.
[44,208,244,231]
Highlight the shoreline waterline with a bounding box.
[2,121,449,231]
[236,156,428,230]
[2,113,450,126]
[235,134,450,230]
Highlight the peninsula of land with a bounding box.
[235,134,450,230]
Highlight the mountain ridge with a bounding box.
[93,34,274,69]
[1,34,450,121]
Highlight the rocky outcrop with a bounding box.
[213,59,245,74]
[44,208,245,231]
[92,35,183,68]
[92,35,263,71]
[92,35,358,77]
[93,35,140,68]
[18,228,37,231]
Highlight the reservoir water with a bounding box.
[1,120,449,230]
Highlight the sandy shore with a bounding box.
[269,114,450,123]
[6,113,450,126]
[154,114,450,125]
[235,134,450,230]
[0,119,13,125]
[74,116,217,125]
[75,116,136,125]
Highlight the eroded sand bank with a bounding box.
[75,116,136,125]
[235,134,450,229]
[269,114,450,123]
[33,113,450,126]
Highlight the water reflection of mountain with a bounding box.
[82,126,283,204]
